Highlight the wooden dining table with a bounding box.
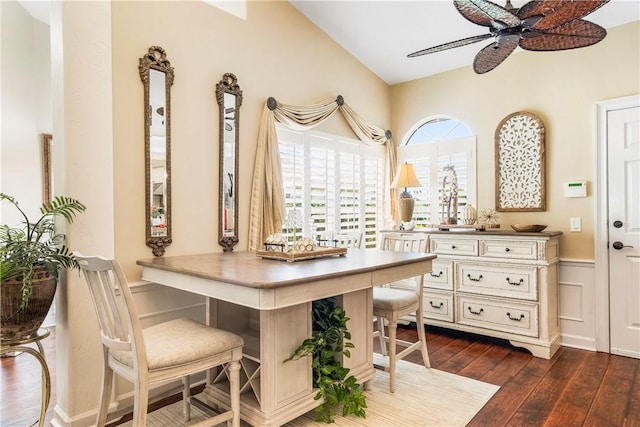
[137,248,435,427]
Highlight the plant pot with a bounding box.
[1,268,57,341]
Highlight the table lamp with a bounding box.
[391,163,422,228]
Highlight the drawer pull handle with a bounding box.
[506,312,525,321]
[451,245,456,249]
[467,274,483,282]
[430,271,443,278]
[468,307,484,315]
[505,247,510,252]
[429,301,444,309]
[506,277,524,286]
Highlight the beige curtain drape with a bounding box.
[248,95,398,250]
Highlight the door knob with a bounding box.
[613,220,623,228]
[612,241,634,250]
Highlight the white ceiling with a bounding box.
[17,0,640,85]
[290,0,640,85]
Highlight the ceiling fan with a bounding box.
[408,0,610,74]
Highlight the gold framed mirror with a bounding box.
[495,111,546,212]
[139,46,174,256]
[216,73,242,251]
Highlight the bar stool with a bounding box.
[373,232,431,393]
[76,254,244,426]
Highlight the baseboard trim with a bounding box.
[560,333,597,352]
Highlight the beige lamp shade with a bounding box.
[391,163,421,189]
[392,163,421,223]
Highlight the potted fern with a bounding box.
[0,193,86,341]
[285,298,367,423]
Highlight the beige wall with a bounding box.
[390,22,640,260]
[111,1,390,278]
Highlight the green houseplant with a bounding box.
[0,193,86,340]
[285,298,367,423]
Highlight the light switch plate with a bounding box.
[570,217,581,232]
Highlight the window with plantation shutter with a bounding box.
[277,125,384,248]
[399,117,476,228]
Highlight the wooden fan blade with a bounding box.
[454,0,520,29]
[408,34,493,57]
[517,0,610,31]
[473,35,520,74]
[520,19,607,51]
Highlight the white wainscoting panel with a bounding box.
[130,280,207,327]
[559,259,597,351]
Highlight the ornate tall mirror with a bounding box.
[139,46,174,256]
[216,73,242,251]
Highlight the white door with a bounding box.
[608,106,640,359]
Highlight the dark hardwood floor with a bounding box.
[2,325,639,426]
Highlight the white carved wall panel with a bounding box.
[495,112,546,211]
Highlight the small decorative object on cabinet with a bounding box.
[462,204,477,225]
[380,229,562,359]
[478,208,500,229]
[440,165,458,224]
[511,224,548,233]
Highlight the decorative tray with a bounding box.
[256,246,347,262]
[510,224,548,232]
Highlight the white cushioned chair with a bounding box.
[373,233,431,392]
[76,254,244,426]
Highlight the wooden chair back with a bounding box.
[319,231,364,249]
[379,232,428,253]
[75,254,147,370]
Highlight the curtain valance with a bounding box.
[248,95,397,250]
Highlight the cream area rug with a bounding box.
[135,359,499,427]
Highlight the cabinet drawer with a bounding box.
[423,290,454,322]
[425,260,453,290]
[457,295,538,337]
[430,238,478,256]
[480,239,538,260]
[456,262,538,301]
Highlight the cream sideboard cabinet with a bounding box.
[382,230,562,359]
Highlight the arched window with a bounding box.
[398,116,476,227]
